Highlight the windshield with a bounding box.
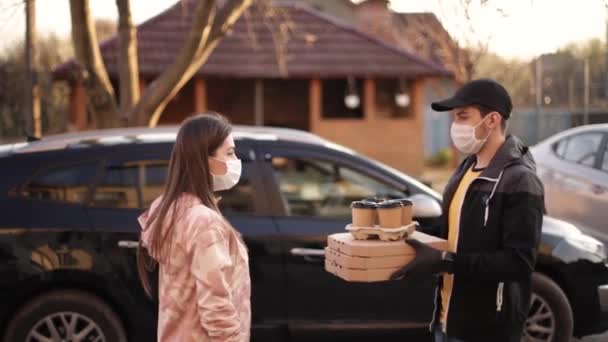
[323,141,443,202]
[366,157,443,201]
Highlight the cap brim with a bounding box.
[431,97,469,112]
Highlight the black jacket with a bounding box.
[431,135,545,342]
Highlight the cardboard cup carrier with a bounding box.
[325,198,447,282]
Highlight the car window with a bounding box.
[271,157,406,218]
[562,133,604,167]
[19,162,99,204]
[90,160,256,214]
[602,147,608,172]
[552,139,568,158]
[91,161,167,209]
[216,165,256,215]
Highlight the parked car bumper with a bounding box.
[552,258,608,337]
[599,284,608,312]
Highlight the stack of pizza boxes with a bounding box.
[325,198,447,282]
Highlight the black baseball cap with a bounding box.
[431,78,513,119]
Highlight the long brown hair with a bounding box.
[137,112,232,297]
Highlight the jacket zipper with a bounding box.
[443,173,503,333]
[497,282,504,312]
[482,171,504,228]
[443,175,479,333]
[428,286,440,332]
[484,205,490,227]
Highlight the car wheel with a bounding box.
[523,272,573,342]
[3,290,127,342]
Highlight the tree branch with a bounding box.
[186,0,254,81]
[131,0,253,127]
[129,0,216,126]
[69,0,120,128]
[116,0,140,120]
[208,0,252,42]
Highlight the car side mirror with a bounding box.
[409,193,442,218]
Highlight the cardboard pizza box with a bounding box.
[327,230,447,258]
[325,247,414,269]
[325,259,399,282]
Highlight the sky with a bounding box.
[0,0,607,60]
[390,0,608,59]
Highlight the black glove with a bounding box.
[390,239,451,281]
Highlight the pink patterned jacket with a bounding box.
[138,193,251,342]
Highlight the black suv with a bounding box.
[1,126,607,342]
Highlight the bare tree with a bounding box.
[437,0,509,81]
[132,0,253,127]
[24,0,41,138]
[257,2,294,77]
[69,0,120,128]
[116,0,140,118]
[391,13,465,81]
[452,0,492,81]
[388,0,510,82]
[69,0,254,128]
[95,19,118,42]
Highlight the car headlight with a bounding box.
[553,234,607,264]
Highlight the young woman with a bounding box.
[137,113,251,341]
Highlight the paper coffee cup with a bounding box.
[377,200,403,229]
[351,201,378,227]
[398,199,413,226]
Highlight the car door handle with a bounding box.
[118,240,139,249]
[290,248,325,262]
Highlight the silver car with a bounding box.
[531,124,608,243]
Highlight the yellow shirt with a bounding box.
[439,165,482,330]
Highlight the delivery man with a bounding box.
[391,79,545,342]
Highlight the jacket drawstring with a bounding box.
[429,286,440,332]
[496,282,504,312]
[484,170,504,227]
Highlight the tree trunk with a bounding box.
[24,0,41,138]
[116,0,140,122]
[69,0,120,129]
[130,0,253,127]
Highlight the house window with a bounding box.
[322,78,364,119]
[375,79,412,119]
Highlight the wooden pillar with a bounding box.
[194,78,207,113]
[364,78,375,121]
[411,78,424,124]
[254,79,264,126]
[69,81,87,131]
[412,77,426,174]
[309,78,322,132]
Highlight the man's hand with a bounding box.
[390,239,449,281]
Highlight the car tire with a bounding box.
[2,289,127,342]
[524,272,573,342]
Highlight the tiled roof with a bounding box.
[54,1,451,80]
